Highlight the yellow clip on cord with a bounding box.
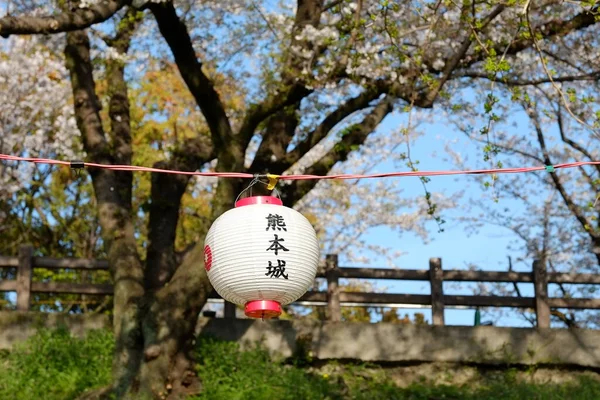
[266,174,280,190]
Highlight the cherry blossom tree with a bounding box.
[444,52,600,328]
[0,0,598,398]
[0,35,78,195]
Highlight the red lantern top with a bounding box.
[235,195,283,208]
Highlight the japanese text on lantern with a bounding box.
[265,214,289,279]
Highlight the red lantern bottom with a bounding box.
[244,300,282,319]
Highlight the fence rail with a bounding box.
[1,245,599,328]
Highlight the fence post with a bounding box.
[533,259,550,328]
[326,254,341,322]
[16,245,33,311]
[223,301,236,319]
[429,257,445,326]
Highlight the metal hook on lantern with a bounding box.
[234,173,282,205]
[234,175,261,204]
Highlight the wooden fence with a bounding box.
[1,246,599,328]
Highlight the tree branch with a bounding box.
[462,7,599,69]
[556,105,600,177]
[513,7,598,53]
[106,10,141,207]
[65,31,110,162]
[237,85,311,146]
[526,102,599,243]
[148,1,233,148]
[542,49,592,75]
[237,0,324,147]
[248,79,390,176]
[283,85,386,169]
[281,96,394,205]
[0,0,129,37]
[416,4,505,107]
[248,107,300,174]
[456,71,600,86]
[323,0,343,12]
[104,7,142,51]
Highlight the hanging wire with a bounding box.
[1,153,600,182]
[235,175,266,204]
[271,186,282,201]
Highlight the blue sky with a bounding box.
[332,111,538,327]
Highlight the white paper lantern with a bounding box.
[204,196,320,318]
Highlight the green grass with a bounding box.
[0,329,599,400]
[192,337,339,400]
[0,327,113,400]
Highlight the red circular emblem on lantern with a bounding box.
[204,245,212,271]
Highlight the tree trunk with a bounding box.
[77,246,212,400]
[64,27,211,399]
[137,244,213,399]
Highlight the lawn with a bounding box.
[1,328,598,400]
